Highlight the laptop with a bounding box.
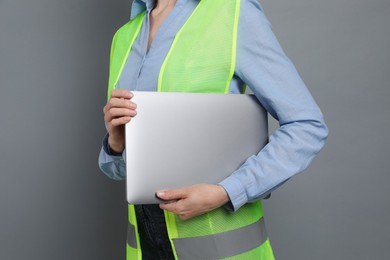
[126,91,268,204]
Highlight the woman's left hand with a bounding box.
[157,184,230,220]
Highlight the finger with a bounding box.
[159,201,188,216]
[159,201,193,220]
[156,189,188,201]
[178,213,192,221]
[110,89,133,99]
[110,116,132,126]
[108,98,137,110]
[159,201,178,212]
[105,107,137,121]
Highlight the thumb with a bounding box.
[156,188,187,201]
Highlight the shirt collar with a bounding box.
[130,0,149,19]
[130,0,197,19]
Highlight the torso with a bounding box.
[117,0,244,93]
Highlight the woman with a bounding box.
[99,0,328,259]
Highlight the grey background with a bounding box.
[0,0,388,259]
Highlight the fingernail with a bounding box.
[156,191,165,198]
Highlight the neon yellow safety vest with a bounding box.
[108,0,275,259]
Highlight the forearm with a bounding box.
[220,116,328,211]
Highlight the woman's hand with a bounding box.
[157,184,230,220]
[103,89,137,153]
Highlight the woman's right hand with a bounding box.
[103,89,137,154]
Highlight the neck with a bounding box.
[154,0,175,12]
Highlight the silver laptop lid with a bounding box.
[126,91,268,204]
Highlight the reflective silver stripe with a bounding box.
[127,222,137,248]
[173,217,268,259]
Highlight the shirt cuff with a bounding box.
[102,133,123,156]
[219,176,248,212]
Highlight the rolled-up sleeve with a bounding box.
[98,133,126,181]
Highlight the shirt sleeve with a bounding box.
[219,0,329,211]
[98,133,126,181]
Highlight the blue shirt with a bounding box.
[99,0,328,211]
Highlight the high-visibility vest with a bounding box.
[108,0,275,259]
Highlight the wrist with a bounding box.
[217,185,230,205]
[108,135,125,154]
